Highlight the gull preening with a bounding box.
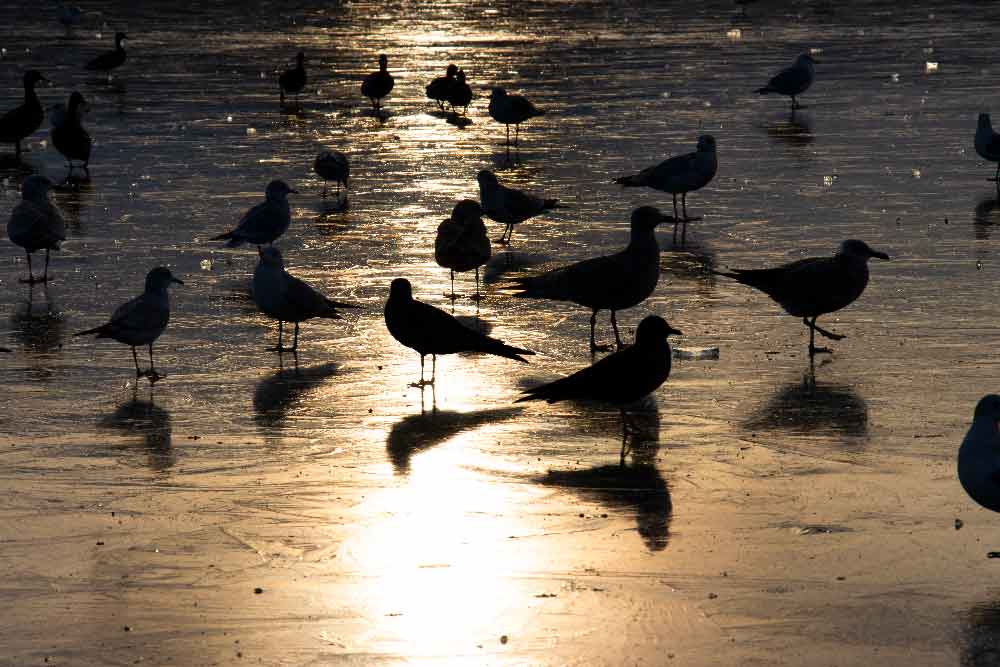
[477,169,565,244]
[51,91,92,177]
[0,70,46,160]
[488,87,544,147]
[517,315,681,461]
[279,51,307,108]
[958,395,1000,514]
[614,135,717,241]
[74,267,183,383]
[7,175,66,284]
[448,70,472,116]
[211,180,297,248]
[252,247,359,353]
[510,206,672,352]
[714,239,889,355]
[426,64,458,111]
[362,54,394,113]
[975,113,1000,189]
[85,32,127,83]
[384,278,533,387]
[435,200,491,300]
[756,53,817,110]
[314,150,349,201]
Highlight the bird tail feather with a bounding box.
[613,174,642,187]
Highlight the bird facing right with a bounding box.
[84,32,127,83]
[756,53,817,110]
[958,394,1000,515]
[477,169,565,244]
[211,180,297,248]
[7,175,66,284]
[714,239,889,355]
[488,87,544,147]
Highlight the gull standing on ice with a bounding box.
[361,55,394,113]
[314,150,349,201]
[426,64,458,111]
[975,113,1000,190]
[211,180,297,248]
[958,395,1000,517]
[279,51,306,108]
[85,32,127,83]
[253,246,359,353]
[384,278,533,387]
[74,267,183,383]
[7,175,66,284]
[614,135,717,242]
[0,70,47,160]
[435,200,491,300]
[51,91,92,176]
[714,239,889,355]
[478,169,565,244]
[756,53,817,110]
[488,87,544,147]
[517,315,682,462]
[510,206,673,352]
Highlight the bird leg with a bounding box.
[505,124,511,147]
[514,124,520,146]
[132,346,143,377]
[610,310,623,350]
[681,193,701,223]
[147,343,164,383]
[791,95,799,110]
[268,321,293,352]
[18,251,38,284]
[590,310,612,353]
[43,249,51,282]
[809,317,845,341]
[470,268,484,302]
[409,354,435,388]
[291,322,300,351]
[445,270,458,300]
[805,317,834,355]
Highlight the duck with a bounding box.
[0,70,46,160]
[85,32,127,82]
[361,54,394,112]
[51,91,92,176]
[426,64,457,111]
[279,51,306,107]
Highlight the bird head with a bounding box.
[630,206,674,232]
[146,266,183,291]
[635,315,682,345]
[378,54,389,70]
[490,87,507,100]
[974,395,1000,432]
[446,64,458,77]
[389,278,413,301]
[452,199,483,221]
[456,69,467,83]
[797,53,818,66]
[697,135,716,153]
[296,51,306,63]
[838,239,889,261]
[115,32,128,45]
[24,70,47,88]
[68,91,90,114]
[476,169,499,190]
[265,180,298,200]
[258,245,284,267]
[979,113,993,131]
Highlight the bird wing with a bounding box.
[509,95,540,118]
[518,346,643,404]
[500,185,546,220]
[514,252,628,305]
[766,65,809,93]
[106,294,168,335]
[283,274,330,318]
[232,200,282,241]
[8,201,64,248]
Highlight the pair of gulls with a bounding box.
[278,52,395,112]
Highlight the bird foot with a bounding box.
[147,370,165,384]
[590,343,613,353]
[816,329,845,341]
[494,237,511,246]
[469,293,484,302]
[989,178,999,183]
[266,345,297,353]
[18,276,47,284]
[408,379,435,389]
[443,292,461,300]
[809,345,833,356]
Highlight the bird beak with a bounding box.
[870,250,890,260]
[659,214,677,225]
[668,326,682,336]
[172,277,184,285]
[289,189,299,194]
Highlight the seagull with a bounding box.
[488,87,544,147]
[756,53,817,110]
[361,54,394,112]
[714,239,889,355]
[517,315,681,461]
[975,113,1000,189]
[51,91,92,177]
[7,175,66,284]
[74,267,183,383]
[426,64,457,111]
[85,32,127,83]
[510,206,671,352]
[313,150,349,201]
[447,69,473,116]
[252,246,359,353]
[279,51,306,108]
[613,135,717,241]
[211,180,297,248]
[384,277,533,387]
[477,169,565,244]
[958,394,1000,515]
[435,200,491,300]
[0,70,47,160]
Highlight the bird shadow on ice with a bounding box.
[482,249,554,284]
[661,239,717,287]
[98,392,174,472]
[764,110,814,147]
[961,597,1000,667]
[974,198,1000,240]
[53,178,94,231]
[253,360,340,429]
[385,406,522,476]
[10,283,64,355]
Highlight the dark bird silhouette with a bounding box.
[517,315,681,460]
[488,87,544,147]
[614,135,717,241]
[477,169,565,244]
[7,175,66,284]
[958,395,1000,514]
[756,53,817,110]
[74,267,183,383]
[426,64,457,111]
[313,150,349,201]
[51,91,92,177]
[84,32,127,83]
[279,51,306,108]
[976,113,1000,190]
[252,246,359,352]
[435,200,491,300]
[384,277,533,387]
[714,239,889,355]
[447,69,473,116]
[510,206,672,352]
[0,70,46,159]
[210,180,297,248]
[361,54,394,112]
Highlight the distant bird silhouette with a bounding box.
[313,150,349,201]
[959,395,1000,514]
[51,91,92,177]
[614,135,717,241]
[362,54,394,112]
[279,51,306,108]
[435,200,491,300]
[975,113,1000,189]
[510,206,672,352]
[58,4,83,29]
[7,175,66,284]
[488,87,544,147]
[517,315,681,460]
[211,180,297,248]
[253,247,359,352]
[85,32,127,83]
[477,169,565,244]
[384,278,533,387]
[74,267,183,383]
[426,64,457,111]
[714,239,889,355]
[0,70,46,160]
[756,53,817,110]
[447,69,473,116]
